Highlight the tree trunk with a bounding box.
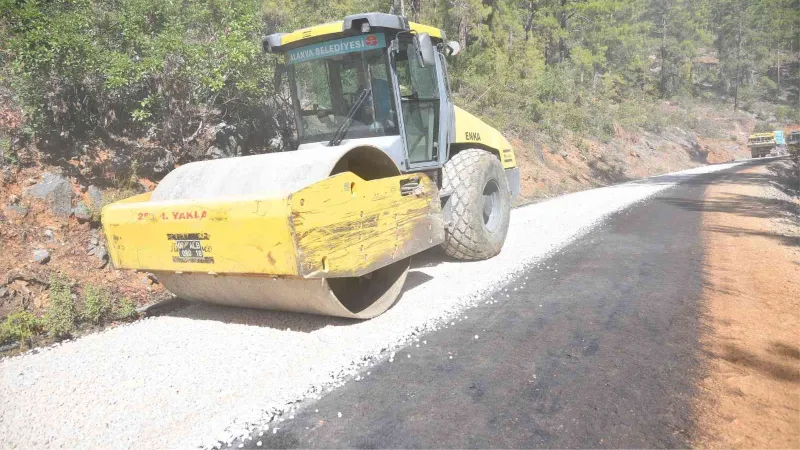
[459,17,468,50]
[734,13,743,111]
[410,0,420,22]
[524,0,535,41]
[660,16,667,98]
[558,0,568,63]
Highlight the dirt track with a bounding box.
[693,161,800,448]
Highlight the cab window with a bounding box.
[290,47,399,144]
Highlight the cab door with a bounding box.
[392,42,450,171]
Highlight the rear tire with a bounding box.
[441,149,511,260]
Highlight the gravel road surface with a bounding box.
[244,163,759,449]
[0,161,748,450]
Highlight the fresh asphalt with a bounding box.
[237,162,763,449]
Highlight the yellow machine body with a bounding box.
[276,20,443,47]
[101,146,445,319]
[747,132,776,147]
[103,171,443,279]
[452,106,517,169]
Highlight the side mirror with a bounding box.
[261,34,284,53]
[444,40,461,57]
[411,33,436,68]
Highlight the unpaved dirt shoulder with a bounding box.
[693,160,800,449]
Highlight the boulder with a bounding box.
[205,146,227,160]
[3,205,28,220]
[206,123,242,159]
[89,245,109,268]
[87,232,109,268]
[137,147,175,177]
[24,173,73,217]
[72,201,92,223]
[87,185,103,209]
[0,167,13,185]
[151,148,175,176]
[33,249,51,264]
[110,151,132,173]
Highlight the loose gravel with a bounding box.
[0,162,743,450]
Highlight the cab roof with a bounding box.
[263,13,445,53]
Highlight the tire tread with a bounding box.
[441,149,510,260]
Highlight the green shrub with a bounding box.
[776,106,800,124]
[115,297,138,321]
[85,187,141,222]
[0,311,41,346]
[82,285,112,325]
[43,275,77,339]
[2,0,282,159]
[100,188,142,208]
[617,100,668,133]
[753,121,774,133]
[0,135,14,165]
[575,136,590,155]
[758,76,777,96]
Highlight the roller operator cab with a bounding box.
[100,13,520,320]
[264,13,520,259]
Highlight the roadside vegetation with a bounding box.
[1,0,798,167]
[0,274,138,351]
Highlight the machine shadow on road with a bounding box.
[410,245,450,269]
[162,302,356,332]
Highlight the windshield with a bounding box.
[288,34,398,144]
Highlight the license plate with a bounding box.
[168,233,214,264]
[175,240,204,259]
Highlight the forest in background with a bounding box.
[0,0,798,180]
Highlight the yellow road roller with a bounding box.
[101,13,520,319]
